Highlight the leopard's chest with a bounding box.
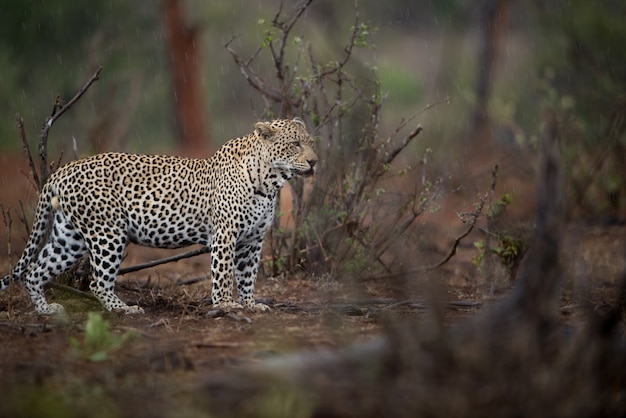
[237,193,276,241]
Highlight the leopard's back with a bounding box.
[50,153,214,248]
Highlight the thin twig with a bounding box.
[380,124,423,168]
[224,37,283,103]
[37,67,103,188]
[421,193,488,271]
[15,114,40,189]
[44,67,103,134]
[119,246,211,275]
[317,0,361,77]
[176,275,208,286]
[270,0,313,83]
[38,95,62,185]
[360,190,489,282]
[18,201,31,238]
[0,204,12,260]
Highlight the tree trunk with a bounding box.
[161,0,210,156]
[470,0,512,144]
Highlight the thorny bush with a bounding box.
[226,1,443,278]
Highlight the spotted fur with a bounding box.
[0,118,317,314]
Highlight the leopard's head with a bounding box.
[255,117,318,178]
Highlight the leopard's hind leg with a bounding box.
[25,209,87,315]
[84,228,144,314]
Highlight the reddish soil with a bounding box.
[0,149,624,416]
[0,253,489,417]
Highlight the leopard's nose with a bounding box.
[307,158,317,168]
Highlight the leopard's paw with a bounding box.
[112,304,145,315]
[241,300,271,312]
[250,302,271,313]
[213,301,244,311]
[123,305,145,315]
[36,302,65,316]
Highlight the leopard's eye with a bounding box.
[291,141,301,147]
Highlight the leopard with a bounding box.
[0,117,317,315]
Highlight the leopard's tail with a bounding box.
[1,182,55,290]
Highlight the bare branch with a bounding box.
[0,204,12,260]
[37,66,103,188]
[380,124,423,168]
[118,246,211,275]
[39,96,59,186]
[44,67,103,132]
[270,0,313,82]
[18,201,31,238]
[421,193,487,271]
[315,1,362,79]
[361,188,490,282]
[224,37,284,103]
[15,114,39,189]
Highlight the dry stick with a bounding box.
[0,73,103,305]
[382,125,424,168]
[0,205,12,259]
[177,275,209,286]
[421,191,488,272]
[224,37,283,103]
[37,67,103,188]
[316,0,361,79]
[360,188,490,282]
[418,165,496,271]
[44,67,103,135]
[18,201,31,238]
[15,114,40,189]
[15,69,104,302]
[118,246,211,275]
[368,125,427,255]
[269,0,313,82]
[38,95,62,186]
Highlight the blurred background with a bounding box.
[0,2,625,416]
[1,0,624,282]
[1,0,624,213]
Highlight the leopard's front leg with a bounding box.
[210,230,243,310]
[235,240,270,312]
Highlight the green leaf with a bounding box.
[89,351,108,362]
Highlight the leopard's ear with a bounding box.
[255,121,276,140]
[292,117,305,128]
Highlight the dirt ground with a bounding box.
[2,239,623,417]
[1,149,625,417]
[0,248,487,418]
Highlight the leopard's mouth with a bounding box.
[294,167,316,177]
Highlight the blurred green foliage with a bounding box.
[0,0,163,152]
[1,379,119,418]
[0,0,445,154]
[0,0,623,217]
[530,0,626,216]
[69,312,134,362]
